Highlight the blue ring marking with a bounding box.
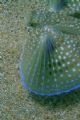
[20,64,80,96]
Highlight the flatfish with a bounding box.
[20,0,80,96]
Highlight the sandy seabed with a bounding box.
[0,1,80,120]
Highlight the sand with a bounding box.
[0,1,80,120]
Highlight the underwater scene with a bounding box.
[20,0,80,96]
[0,0,80,120]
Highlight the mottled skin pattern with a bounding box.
[48,0,80,12]
[20,0,80,96]
[49,0,66,12]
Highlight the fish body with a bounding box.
[20,0,80,96]
[70,12,80,19]
[20,29,80,96]
[49,0,66,12]
[48,0,80,12]
[67,0,80,12]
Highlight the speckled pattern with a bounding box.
[0,1,80,120]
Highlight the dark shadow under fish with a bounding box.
[69,12,80,19]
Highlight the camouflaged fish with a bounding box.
[48,0,66,12]
[48,0,80,12]
[20,0,80,96]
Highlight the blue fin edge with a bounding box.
[20,64,80,96]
